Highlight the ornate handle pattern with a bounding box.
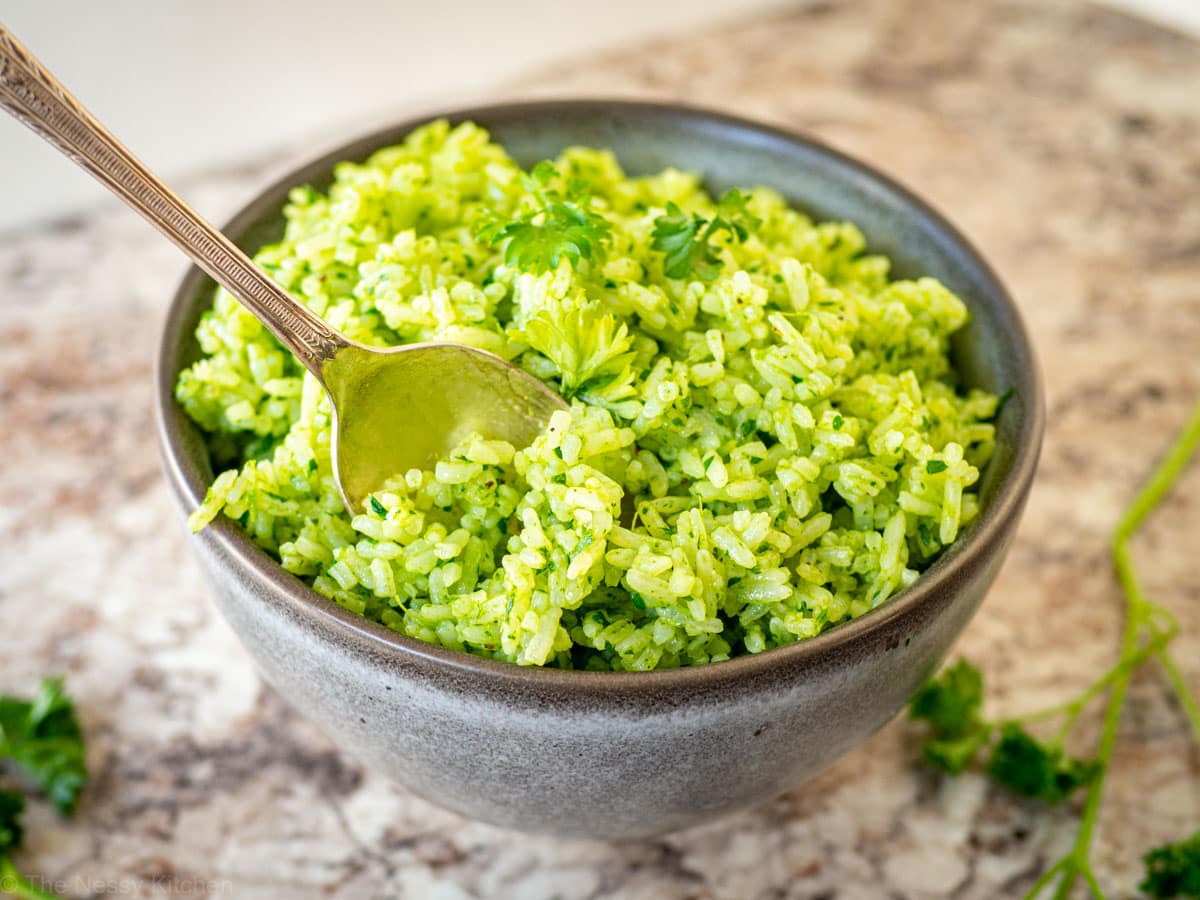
[0,23,346,373]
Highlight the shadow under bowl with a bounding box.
[155,99,1044,839]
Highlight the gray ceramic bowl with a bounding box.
[156,100,1043,839]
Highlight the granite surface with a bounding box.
[2,0,1199,897]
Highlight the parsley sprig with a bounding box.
[909,397,1200,899]
[650,188,761,281]
[1,678,87,899]
[909,661,1098,802]
[476,162,611,274]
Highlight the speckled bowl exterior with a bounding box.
[155,100,1043,839]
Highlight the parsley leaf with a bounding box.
[714,188,761,239]
[524,305,636,400]
[0,678,88,815]
[923,731,992,776]
[477,162,610,274]
[651,203,720,281]
[650,188,762,281]
[1141,831,1200,899]
[909,659,983,739]
[568,529,595,563]
[986,724,1098,805]
[909,659,989,774]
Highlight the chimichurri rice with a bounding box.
[178,120,998,671]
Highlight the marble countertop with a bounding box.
[2,1,1198,897]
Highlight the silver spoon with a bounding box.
[0,23,566,514]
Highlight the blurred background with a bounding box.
[1,0,1197,231]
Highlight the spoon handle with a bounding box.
[0,23,346,374]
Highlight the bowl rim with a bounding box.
[155,97,1045,695]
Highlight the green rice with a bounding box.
[178,120,998,671]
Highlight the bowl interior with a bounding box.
[159,99,1041,675]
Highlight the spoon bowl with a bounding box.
[324,341,566,513]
